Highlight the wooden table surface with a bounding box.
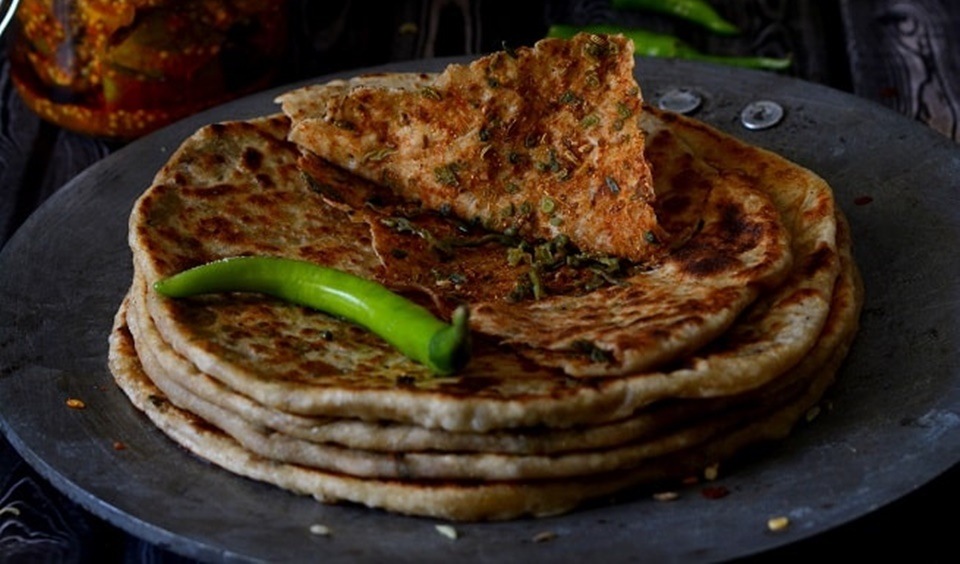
[2,1,958,561]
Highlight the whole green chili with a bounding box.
[548,24,791,70]
[612,0,740,35]
[153,256,471,375]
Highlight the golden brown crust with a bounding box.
[278,34,666,262]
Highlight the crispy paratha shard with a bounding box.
[278,33,666,262]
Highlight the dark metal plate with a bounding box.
[1,57,959,562]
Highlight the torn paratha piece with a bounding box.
[278,33,667,263]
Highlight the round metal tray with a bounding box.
[1,57,959,562]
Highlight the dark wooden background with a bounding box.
[2,0,958,561]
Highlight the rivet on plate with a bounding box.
[657,88,702,115]
[740,100,784,130]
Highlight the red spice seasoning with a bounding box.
[700,485,730,500]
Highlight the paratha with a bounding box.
[130,105,837,432]
[110,217,859,517]
[123,221,859,480]
[126,269,819,455]
[127,115,382,285]
[109,34,863,521]
[278,34,666,263]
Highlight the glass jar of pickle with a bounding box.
[8,0,289,139]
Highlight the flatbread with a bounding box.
[127,115,382,285]
[130,106,838,432]
[124,222,859,480]
[110,218,859,517]
[278,34,666,262]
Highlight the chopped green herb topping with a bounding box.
[500,234,636,302]
[420,86,442,101]
[583,35,618,59]
[362,147,396,163]
[528,269,545,300]
[380,217,453,257]
[559,90,580,105]
[536,148,561,173]
[434,164,460,187]
[506,247,526,267]
[540,196,556,214]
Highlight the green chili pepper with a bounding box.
[153,256,471,375]
[548,24,792,70]
[612,0,740,35]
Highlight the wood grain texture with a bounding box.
[0,49,113,245]
[841,0,960,140]
[0,434,130,562]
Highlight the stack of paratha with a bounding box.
[108,34,862,521]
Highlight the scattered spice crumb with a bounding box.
[700,485,730,500]
[767,516,790,532]
[66,398,86,409]
[805,405,822,422]
[703,463,720,481]
[112,441,126,451]
[853,195,874,206]
[533,531,557,543]
[435,524,458,540]
[309,524,331,536]
[681,475,699,486]
[652,491,680,502]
